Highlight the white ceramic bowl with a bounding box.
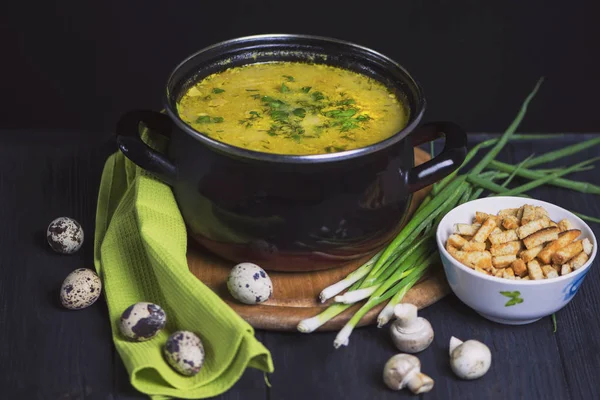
[436,197,597,325]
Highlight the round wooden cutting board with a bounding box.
[187,148,450,331]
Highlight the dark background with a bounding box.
[2,2,600,400]
[1,0,599,133]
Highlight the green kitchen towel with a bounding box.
[93,127,274,399]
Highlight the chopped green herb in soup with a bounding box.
[177,62,408,155]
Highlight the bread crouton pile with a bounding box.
[445,204,593,280]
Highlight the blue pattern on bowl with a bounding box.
[563,271,588,301]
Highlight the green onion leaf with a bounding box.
[280,83,290,93]
[283,75,295,82]
[212,88,225,94]
[196,115,211,123]
[301,86,312,93]
[270,110,289,122]
[324,109,358,119]
[212,116,224,123]
[293,108,306,118]
[312,91,325,101]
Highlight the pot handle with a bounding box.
[116,110,177,185]
[407,121,467,192]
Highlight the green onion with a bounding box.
[333,252,437,348]
[367,178,467,281]
[535,165,595,173]
[572,212,600,224]
[489,160,600,194]
[523,137,600,168]
[318,250,382,303]
[433,133,559,197]
[335,238,432,304]
[376,254,437,327]
[501,154,535,188]
[470,157,600,196]
[469,187,485,202]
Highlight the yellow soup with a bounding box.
[177,62,408,155]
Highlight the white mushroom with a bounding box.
[390,303,434,353]
[449,336,492,380]
[383,354,434,394]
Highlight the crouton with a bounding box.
[537,229,581,264]
[552,240,583,264]
[552,264,561,274]
[474,212,499,224]
[472,218,498,243]
[446,243,459,256]
[462,241,487,252]
[474,266,491,275]
[519,245,544,262]
[498,208,519,217]
[448,234,468,249]
[516,206,525,222]
[516,217,552,239]
[511,259,528,277]
[490,241,522,256]
[502,215,520,230]
[503,267,516,280]
[527,260,544,280]
[535,206,549,219]
[558,219,574,232]
[521,205,537,225]
[489,229,519,245]
[449,250,493,270]
[454,223,481,236]
[492,254,517,268]
[522,227,559,249]
[542,265,559,279]
[569,251,589,270]
[561,264,572,276]
[582,238,593,255]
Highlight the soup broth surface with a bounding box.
[177,62,408,155]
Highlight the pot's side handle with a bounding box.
[116,110,177,185]
[407,121,467,193]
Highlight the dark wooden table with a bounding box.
[1,132,598,400]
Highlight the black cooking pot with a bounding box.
[116,34,466,271]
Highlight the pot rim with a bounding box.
[163,33,426,164]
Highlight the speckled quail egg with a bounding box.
[164,330,205,376]
[227,262,273,305]
[119,302,167,341]
[47,217,84,254]
[60,268,102,310]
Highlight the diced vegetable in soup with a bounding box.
[177,62,408,155]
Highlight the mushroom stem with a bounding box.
[383,354,434,394]
[406,372,435,394]
[390,303,434,353]
[394,303,418,329]
[449,336,463,355]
